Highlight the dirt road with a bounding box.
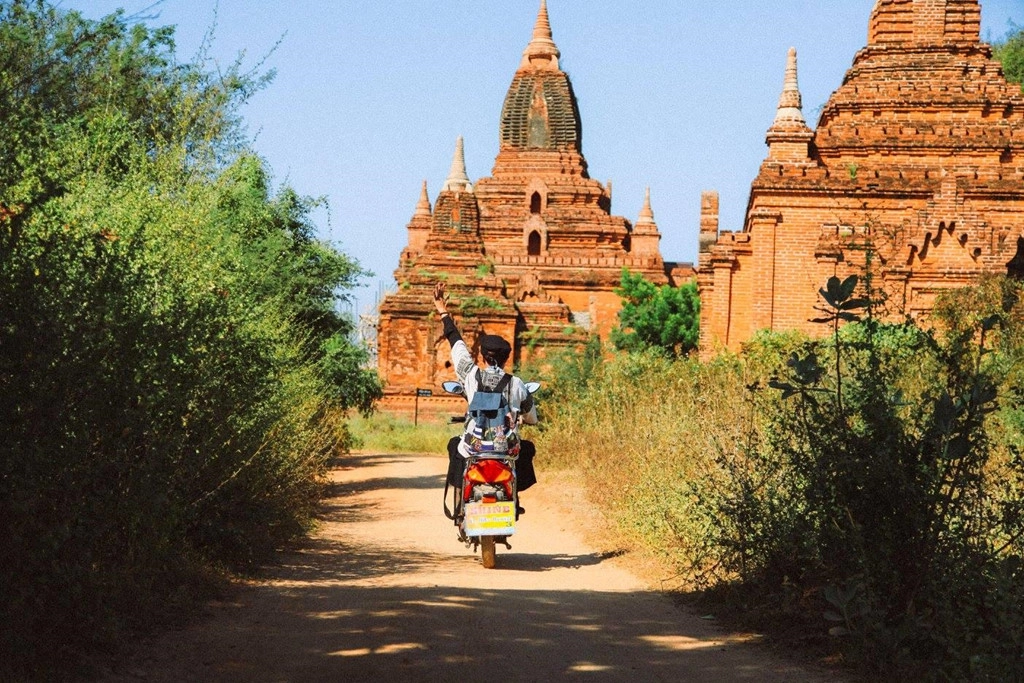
[103,453,843,682]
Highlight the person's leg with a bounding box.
[516,440,537,491]
[515,440,537,518]
[446,436,462,487]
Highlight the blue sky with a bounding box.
[66,1,1021,317]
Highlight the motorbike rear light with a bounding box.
[465,459,513,485]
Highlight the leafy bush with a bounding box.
[539,274,1024,679]
[994,23,1024,90]
[0,3,379,677]
[611,270,700,357]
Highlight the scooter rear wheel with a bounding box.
[480,536,496,568]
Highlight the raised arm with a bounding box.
[434,283,475,382]
[433,282,461,346]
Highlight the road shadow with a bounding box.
[101,455,845,683]
[327,473,446,496]
[494,549,628,572]
[102,580,838,682]
[331,452,436,470]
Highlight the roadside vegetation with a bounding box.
[0,3,379,678]
[348,413,461,454]
[533,35,1024,678]
[535,271,1024,681]
[994,22,1024,88]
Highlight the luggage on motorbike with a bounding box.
[462,369,519,456]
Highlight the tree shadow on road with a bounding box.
[327,473,446,496]
[101,454,845,683]
[110,580,836,683]
[496,549,627,572]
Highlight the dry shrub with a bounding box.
[535,346,755,579]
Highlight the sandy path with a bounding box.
[102,452,843,682]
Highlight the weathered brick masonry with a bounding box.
[698,0,1024,355]
[378,1,689,410]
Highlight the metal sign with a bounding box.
[414,388,432,426]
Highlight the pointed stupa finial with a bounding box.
[520,0,561,71]
[773,47,806,127]
[631,187,660,255]
[414,180,431,216]
[637,187,655,225]
[443,136,472,193]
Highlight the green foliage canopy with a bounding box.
[611,270,700,357]
[994,23,1024,89]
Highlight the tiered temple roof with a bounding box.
[697,0,1024,355]
[378,1,682,404]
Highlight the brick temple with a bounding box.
[377,1,688,409]
[697,0,1024,355]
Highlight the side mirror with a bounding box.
[524,381,541,395]
[442,381,465,396]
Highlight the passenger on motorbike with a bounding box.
[433,283,539,508]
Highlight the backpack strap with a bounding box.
[494,372,513,394]
[475,368,512,394]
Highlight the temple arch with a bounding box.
[1007,237,1024,280]
[527,230,542,255]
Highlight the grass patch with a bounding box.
[349,413,462,454]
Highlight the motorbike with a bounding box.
[442,378,540,568]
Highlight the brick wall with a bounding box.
[699,0,1024,356]
[378,7,679,407]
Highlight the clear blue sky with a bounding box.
[66,1,1020,317]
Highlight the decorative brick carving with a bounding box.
[698,0,1024,356]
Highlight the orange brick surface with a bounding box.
[697,0,1024,356]
[378,2,692,404]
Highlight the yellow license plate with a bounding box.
[464,501,516,536]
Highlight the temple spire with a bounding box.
[443,136,472,193]
[631,187,660,257]
[414,180,431,216]
[636,187,655,227]
[520,0,561,71]
[765,48,813,162]
[773,47,807,128]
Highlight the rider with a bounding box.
[433,283,538,507]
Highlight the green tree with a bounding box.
[210,155,382,412]
[611,270,700,357]
[994,23,1024,89]
[0,2,379,676]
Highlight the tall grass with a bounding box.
[534,347,756,576]
[537,286,1024,680]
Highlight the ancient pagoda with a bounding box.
[697,0,1024,355]
[377,0,683,408]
